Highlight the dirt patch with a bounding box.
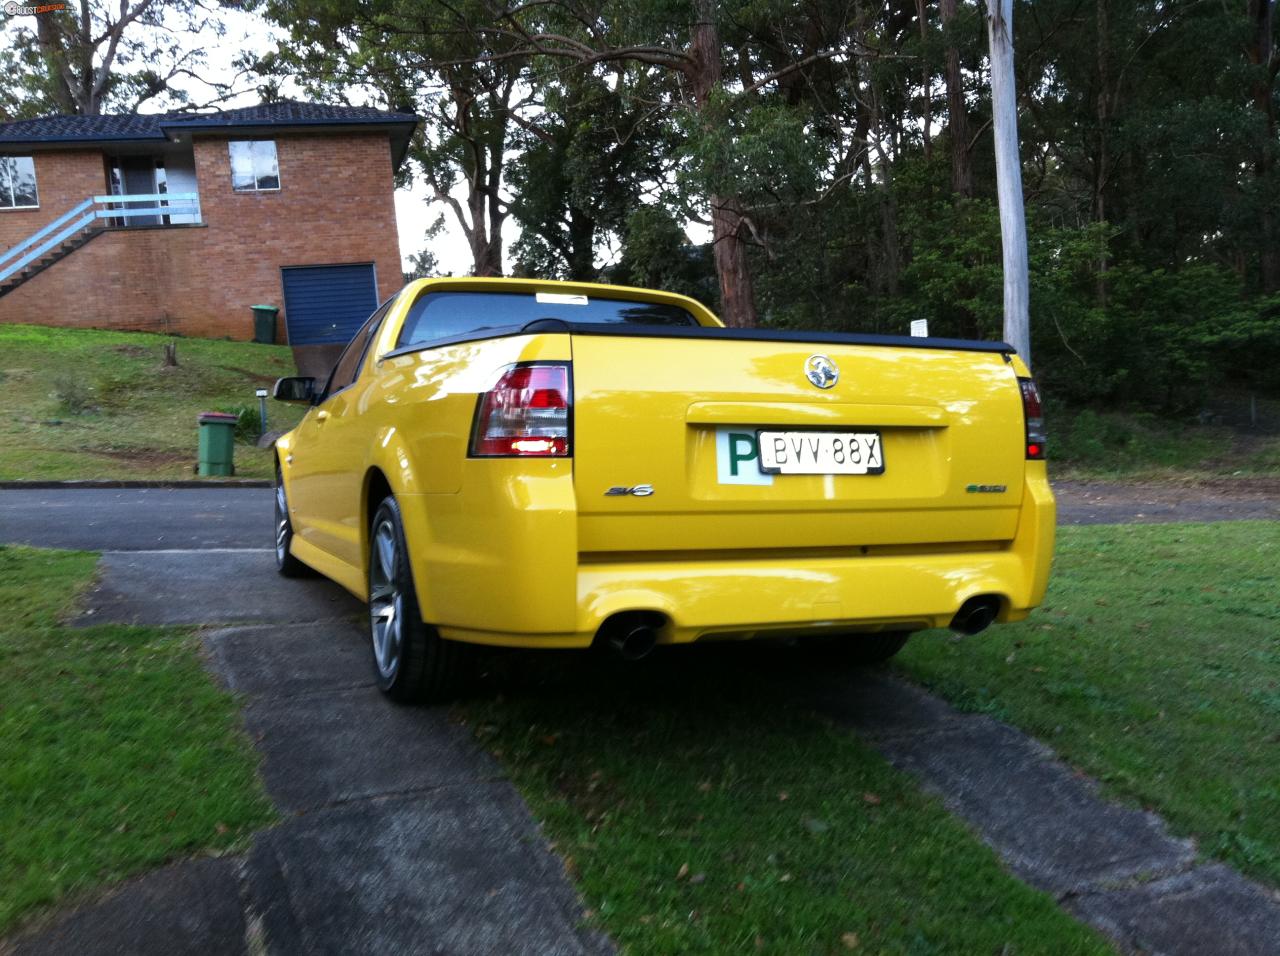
[218,365,280,385]
[110,345,152,358]
[1054,478,1280,525]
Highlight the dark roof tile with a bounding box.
[0,100,418,144]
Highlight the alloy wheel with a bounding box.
[274,482,290,562]
[369,519,404,679]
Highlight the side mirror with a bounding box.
[273,376,316,404]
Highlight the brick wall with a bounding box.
[0,132,404,341]
[0,150,104,252]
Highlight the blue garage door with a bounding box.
[281,264,379,345]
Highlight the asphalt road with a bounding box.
[0,488,269,550]
[1,482,1275,555]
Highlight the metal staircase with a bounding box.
[0,193,201,299]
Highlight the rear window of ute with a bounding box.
[396,291,697,349]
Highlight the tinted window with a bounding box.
[323,300,391,398]
[396,291,696,349]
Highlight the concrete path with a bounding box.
[802,668,1280,956]
[9,549,609,956]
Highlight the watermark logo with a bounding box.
[4,2,68,14]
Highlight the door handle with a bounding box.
[316,410,330,422]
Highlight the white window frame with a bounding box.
[228,140,281,193]
[0,156,39,210]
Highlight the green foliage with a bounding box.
[678,90,820,206]
[217,404,264,445]
[609,205,717,303]
[52,374,94,415]
[252,0,1280,415]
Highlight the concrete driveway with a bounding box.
[3,486,1280,955]
[1,489,608,956]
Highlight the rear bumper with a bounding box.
[415,463,1056,649]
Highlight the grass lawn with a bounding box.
[0,324,306,480]
[0,546,275,935]
[896,521,1280,888]
[463,655,1111,955]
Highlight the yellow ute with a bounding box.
[273,277,1054,702]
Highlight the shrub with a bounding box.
[217,404,262,444]
[53,375,94,414]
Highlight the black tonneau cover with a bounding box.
[382,316,1012,359]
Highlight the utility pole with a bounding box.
[986,0,1031,366]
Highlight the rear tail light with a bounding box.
[1018,377,1046,460]
[469,363,572,457]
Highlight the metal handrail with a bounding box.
[0,197,94,269]
[0,193,203,284]
[92,191,200,205]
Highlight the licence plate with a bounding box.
[757,430,885,475]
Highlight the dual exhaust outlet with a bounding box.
[597,595,1001,661]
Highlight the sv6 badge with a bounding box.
[604,484,654,497]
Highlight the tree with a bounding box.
[986,0,1030,364]
[260,0,527,277]
[1,0,232,118]
[414,0,854,326]
[1246,0,1279,292]
[508,71,672,281]
[940,0,974,198]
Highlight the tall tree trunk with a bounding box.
[468,187,503,276]
[916,0,933,161]
[986,0,1031,365]
[566,208,597,281]
[941,0,973,197]
[690,0,759,327]
[1247,0,1279,292]
[1093,0,1110,304]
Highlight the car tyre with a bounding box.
[804,631,910,666]
[368,495,459,704]
[274,470,310,578]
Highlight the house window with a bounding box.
[229,141,280,192]
[0,156,38,209]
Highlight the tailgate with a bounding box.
[571,334,1025,555]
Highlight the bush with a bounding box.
[53,375,94,414]
[217,404,263,444]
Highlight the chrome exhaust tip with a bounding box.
[609,625,657,661]
[597,612,662,661]
[950,596,1001,636]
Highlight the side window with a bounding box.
[0,156,39,209]
[229,141,280,192]
[396,291,514,348]
[322,299,392,399]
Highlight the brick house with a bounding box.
[0,101,417,343]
